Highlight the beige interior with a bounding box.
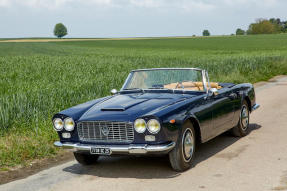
[164,81,222,91]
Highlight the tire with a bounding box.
[232,100,250,137]
[169,120,196,172]
[73,152,99,165]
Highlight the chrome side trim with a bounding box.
[252,104,260,112]
[54,141,175,154]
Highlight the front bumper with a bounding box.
[54,141,175,155]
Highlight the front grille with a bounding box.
[77,121,134,143]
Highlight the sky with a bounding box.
[0,0,286,38]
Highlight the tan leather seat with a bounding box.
[164,81,222,91]
[164,82,178,89]
[193,82,222,90]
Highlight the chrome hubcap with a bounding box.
[182,129,194,162]
[241,106,249,130]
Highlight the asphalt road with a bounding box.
[1,77,287,191]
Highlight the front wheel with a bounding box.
[169,120,196,172]
[73,152,99,165]
[232,100,250,137]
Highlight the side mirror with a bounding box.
[209,88,219,96]
[111,89,118,95]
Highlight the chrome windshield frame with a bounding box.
[131,68,203,72]
[121,68,210,92]
[205,70,211,93]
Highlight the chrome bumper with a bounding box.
[54,141,175,154]
[252,104,260,112]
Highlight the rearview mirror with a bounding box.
[111,89,118,95]
[209,88,219,96]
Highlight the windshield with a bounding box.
[122,69,206,91]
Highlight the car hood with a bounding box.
[77,93,195,122]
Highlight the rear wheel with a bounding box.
[232,100,250,137]
[73,152,99,165]
[169,120,196,172]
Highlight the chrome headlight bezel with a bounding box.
[64,117,75,131]
[53,118,64,131]
[147,119,161,134]
[134,118,147,133]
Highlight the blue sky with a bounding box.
[0,0,286,38]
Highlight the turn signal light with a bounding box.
[169,119,176,124]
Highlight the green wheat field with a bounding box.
[1,34,287,167]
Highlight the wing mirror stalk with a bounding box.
[208,88,219,97]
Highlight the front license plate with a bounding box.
[90,147,111,155]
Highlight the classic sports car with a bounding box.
[53,68,260,171]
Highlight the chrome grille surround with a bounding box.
[77,121,134,143]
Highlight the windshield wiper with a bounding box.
[122,88,143,91]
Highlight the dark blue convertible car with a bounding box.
[53,68,260,171]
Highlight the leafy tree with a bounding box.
[269,18,283,32]
[236,28,245,35]
[202,30,210,36]
[247,19,277,34]
[246,24,254,35]
[283,21,287,32]
[54,23,68,38]
[245,18,287,35]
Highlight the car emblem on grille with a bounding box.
[101,125,110,136]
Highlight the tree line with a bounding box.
[53,18,287,38]
[201,18,287,37]
[236,18,287,35]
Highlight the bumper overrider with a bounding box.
[54,141,176,155]
[252,104,260,112]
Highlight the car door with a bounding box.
[192,94,213,142]
[211,88,236,135]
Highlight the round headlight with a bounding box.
[64,117,75,131]
[147,119,161,134]
[53,118,64,131]
[134,119,146,133]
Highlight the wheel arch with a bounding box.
[185,116,202,144]
[243,96,252,112]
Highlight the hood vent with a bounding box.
[101,107,125,111]
[100,98,148,111]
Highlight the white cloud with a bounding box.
[128,0,162,8]
[0,0,114,9]
[0,0,217,11]
[179,1,215,12]
[223,0,278,7]
[0,0,11,7]
[0,0,283,11]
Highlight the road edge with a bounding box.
[0,150,73,185]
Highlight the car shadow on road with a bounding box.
[63,123,261,179]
